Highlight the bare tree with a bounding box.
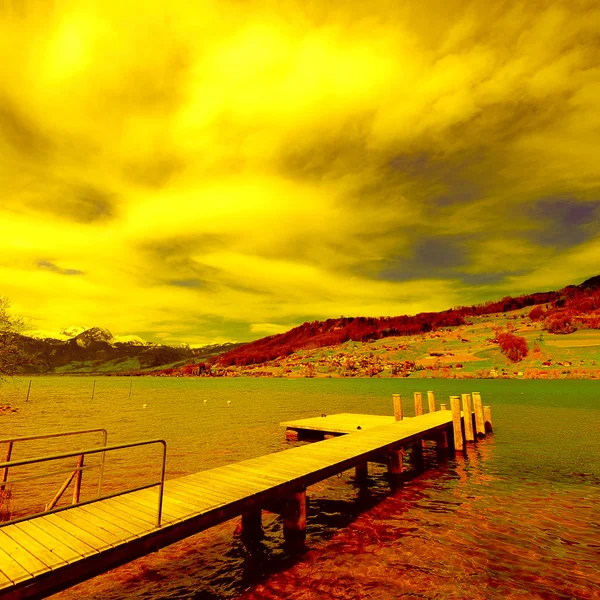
[0,297,29,381]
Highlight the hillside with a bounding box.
[172,275,600,379]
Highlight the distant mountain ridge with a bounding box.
[30,326,150,346]
[11,326,244,374]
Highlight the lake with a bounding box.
[1,377,599,599]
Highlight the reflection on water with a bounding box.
[1,377,599,599]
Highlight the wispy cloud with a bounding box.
[37,260,84,276]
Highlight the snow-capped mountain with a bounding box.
[59,326,89,339]
[113,335,148,346]
[72,327,115,347]
[27,327,149,346]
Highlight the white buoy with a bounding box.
[142,404,147,409]
[203,399,207,403]
[227,400,232,405]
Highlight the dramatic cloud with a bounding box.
[1,0,599,344]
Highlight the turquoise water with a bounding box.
[1,377,599,599]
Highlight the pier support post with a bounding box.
[483,406,493,433]
[472,392,486,438]
[427,391,436,413]
[285,429,299,442]
[241,509,263,538]
[355,462,368,482]
[283,490,307,541]
[437,430,449,449]
[414,392,423,416]
[440,403,448,411]
[393,394,403,421]
[410,444,424,470]
[450,396,464,452]
[462,394,475,442]
[387,449,403,475]
[72,454,84,504]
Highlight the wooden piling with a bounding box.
[483,406,493,433]
[283,490,307,540]
[427,391,436,413]
[410,444,424,469]
[450,396,463,452]
[393,394,403,421]
[72,454,84,504]
[26,380,31,402]
[437,430,449,449]
[387,449,403,475]
[462,393,475,442]
[472,392,486,438]
[129,379,133,398]
[241,509,263,537]
[440,403,448,411]
[45,471,77,511]
[91,380,96,400]
[285,429,299,442]
[414,392,423,416]
[355,462,368,481]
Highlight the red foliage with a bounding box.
[497,333,529,362]
[533,277,600,334]
[529,305,546,321]
[544,310,578,334]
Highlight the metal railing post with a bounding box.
[97,430,108,496]
[157,441,167,527]
[1,442,13,491]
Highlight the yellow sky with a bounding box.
[1,0,599,345]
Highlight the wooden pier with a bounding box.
[281,412,399,439]
[0,392,492,599]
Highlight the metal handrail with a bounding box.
[0,428,108,446]
[0,439,167,528]
[6,462,101,486]
[1,428,108,495]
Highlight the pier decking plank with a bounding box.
[13,521,82,564]
[0,530,48,579]
[22,518,99,559]
[0,411,455,599]
[0,525,69,571]
[0,570,10,588]
[0,544,33,584]
[281,413,399,434]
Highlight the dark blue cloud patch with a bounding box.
[168,279,204,288]
[528,198,599,248]
[0,94,51,157]
[67,185,115,223]
[459,270,529,286]
[37,260,84,276]
[379,235,469,281]
[431,187,480,208]
[415,237,467,269]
